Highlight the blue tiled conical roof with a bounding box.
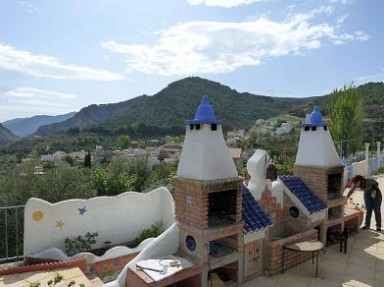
[185,95,220,125]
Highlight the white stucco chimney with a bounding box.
[295,106,340,167]
[177,96,238,180]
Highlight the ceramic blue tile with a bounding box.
[280,176,327,214]
[242,184,273,233]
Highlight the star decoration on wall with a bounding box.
[55,220,65,229]
[78,206,87,216]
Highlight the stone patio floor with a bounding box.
[241,228,384,287]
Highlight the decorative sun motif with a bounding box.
[32,210,44,222]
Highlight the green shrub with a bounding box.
[374,166,384,175]
[64,232,98,256]
[130,222,164,247]
[276,163,293,176]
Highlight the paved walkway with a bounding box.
[242,229,384,287]
[242,175,384,287]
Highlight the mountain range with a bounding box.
[33,77,313,137]
[2,112,76,137]
[1,77,383,149]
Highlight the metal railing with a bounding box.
[0,205,24,263]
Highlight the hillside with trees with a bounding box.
[288,82,384,142]
[99,77,312,133]
[34,96,148,136]
[0,124,19,146]
[356,82,384,142]
[1,79,383,156]
[34,77,312,137]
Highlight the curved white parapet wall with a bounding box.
[24,187,175,257]
[104,223,180,287]
[27,238,154,264]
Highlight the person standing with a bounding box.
[347,175,382,231]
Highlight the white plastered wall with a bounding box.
[24,187,175,256]
[351,160,370,177]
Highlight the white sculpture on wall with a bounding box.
[246,149,283,204]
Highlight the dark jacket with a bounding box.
[347,178,381,199]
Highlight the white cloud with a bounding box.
[0,87,78,121]
[330,0,356,5]
[2,87,76,100]
[0,44,124,81]
[336,14,349,28]
[187,0,267,8]
[19,0,40,14]
[102,9,369,76]
[355,69,384,85]
[331,30,369,45]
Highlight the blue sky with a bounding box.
[0,0,383,122]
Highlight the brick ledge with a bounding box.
[0,257,86,276]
